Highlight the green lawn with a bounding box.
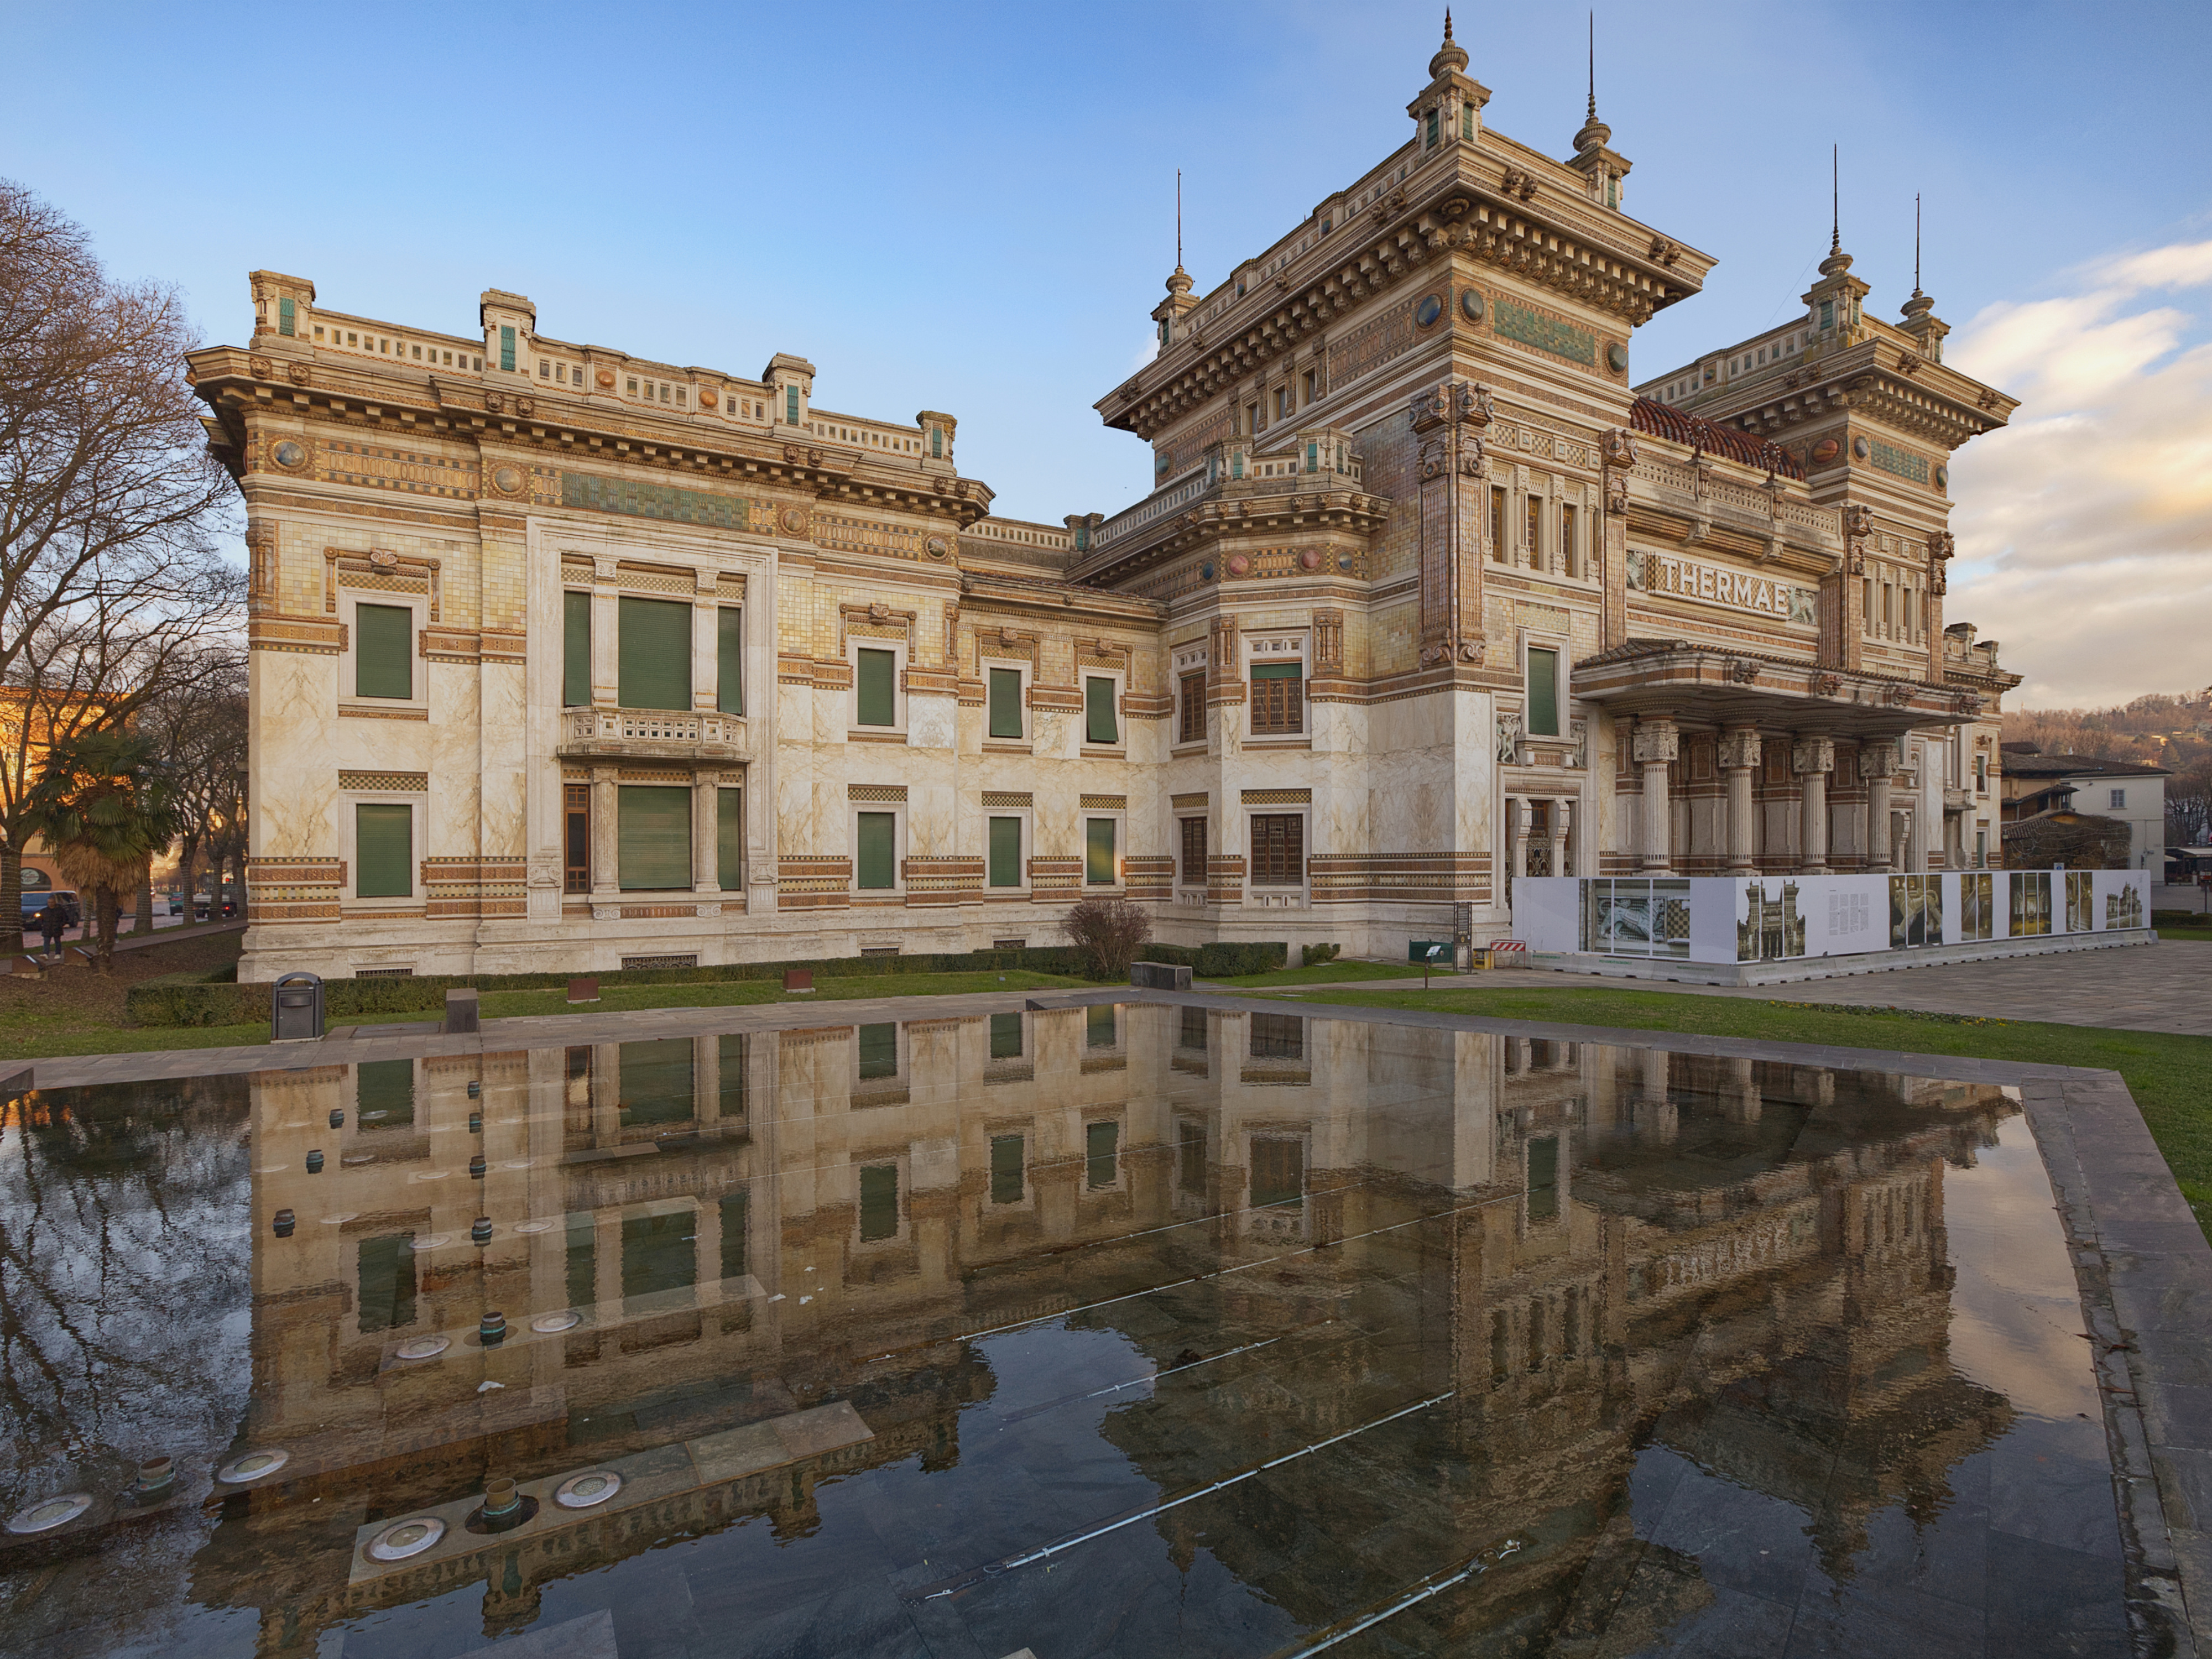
[1256,980,2212,1238]
[1208,959,1432,989]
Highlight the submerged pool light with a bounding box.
[216,1449,290,1485]
[6,1492,92,1534]
[365,1516,445,1562]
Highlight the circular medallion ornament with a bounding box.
[1933,465,1949,489]
[555,1470,624,1510]
[699,388,718,410]
[1416,293,1444,328]
[596,367,615,389]
[7,1493,91,1535]
[779,507,807,536]
[1606,343,1630,374]
[1199,562,1215,581]
[272,440,307,470]
[1460,289,1486,323]
[925,535,950,560]
[492,465,523,495]
[1300,548,1324,571]
[1226,553,1252,577]
[1851,436,1870,460]
[217,1450,290,1485]
[366,1516,446,1563]
[1811,438,1840,465]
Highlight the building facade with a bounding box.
[191,22,2021,983]
[1999,750,2168,870]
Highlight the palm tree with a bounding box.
[22,729,181,972]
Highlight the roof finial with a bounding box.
[1902,191,1936,319]
[1913,191,1922,294]
[1587,11,1597,121]
[1830,144,1840,254]
[1573,13,1611,153]
[1176,168,1183,272]
[1444,6,1453,40]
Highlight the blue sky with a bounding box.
[8,1,2208,704]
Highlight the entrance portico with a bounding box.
[1575,640,1979,876]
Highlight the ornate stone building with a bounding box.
[190,20,2019,982]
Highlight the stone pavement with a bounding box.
[1261,937,2212,1037]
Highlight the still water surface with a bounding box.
[0,1006,2127,1656]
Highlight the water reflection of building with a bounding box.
[201,1007,2015,1652]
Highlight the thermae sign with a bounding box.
[1627,549,1817,624]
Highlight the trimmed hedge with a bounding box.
[122,941,1288,1028]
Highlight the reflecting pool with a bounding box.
[0,1006,2127,1656]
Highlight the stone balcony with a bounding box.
[555,708,750,765]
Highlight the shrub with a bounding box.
[1061,896,1154,982]
[1301,942,1342,968]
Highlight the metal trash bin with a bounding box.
[272,972,324,1042]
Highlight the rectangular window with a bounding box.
[719,1191,749,1283]
[989,1012,1024,1060]
[1180,816,1207,885]
[1179,671,1206,743]
[1085,1119,1120,1190]
[278,296,295,336]
[855,648,896,727]
[1251,1138,1305,1208]
[2110,788,2127,810]
[563,591,590,707]
[357,1235,416,1334]
[856,811,896,889]
[618,596,691,710]
[499,325,515,373]
[1490,486,1507,562]
[988,816,1022,888]
[1975,828,1988,867]
[1975,755,1988,793]
[622,1212,696,1302]
[1246,400,1260,434]
[1527,1136,1561,1223]
[1559,502,1578,578]
[1087,1004,1117,1048]
[1275,387,1290,422]
[354,603,413,700]
[358,1057,414,1128]
[717,789,743,890]
[356,803,412,898]
[1085,818,1117,885]
[1249,662,1303,734]
[857,1022,898,1080]
[1249,813,1305,886]
[987,667,1023,739]
[1302,369,1316,404]
[785,385,800,425]
[1820,299,1834,332]
[719,1032,749,1122]
[1527,646,1561,737]
[1180,1007,1207,1051]
[1526,495,1542,566]
[989,1134,1025,1205]
[717,608,743,714]
[1249,1013,1305,1061]
[1461,100,1475,139]
[1084,676,1119,744]
[1425,108,1439,147]
[565,1217,595,1312]
[618,1037,694,1130]
[564,784,589,893]
[617,785,691,891]
[858,1164,900,1241]
[1305,440,1318,473]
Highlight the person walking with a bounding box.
[33,901,58,957]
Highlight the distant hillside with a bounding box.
[2004,691,2212,844]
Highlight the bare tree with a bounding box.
[138,646,246,925]
[0,180,243,953]
[1061,896,1154,980]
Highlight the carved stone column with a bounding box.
[590,764,619,904]
[691,779,721,896]
[1548,800,1569,878]
[1600,429,1638,650]
[1861,740,1898,873]
[1718,727,1762,874]
[1410,378,1494,671]
[1508,796,1530,884]
[1632,719,1679,873]
[1793,737,1837,873]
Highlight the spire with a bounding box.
[1164,169,1191,296]
[1818,143,1853,276]
[1902,191,1934,317]
[1429,8,1468,77]
[1573,11,1611,153]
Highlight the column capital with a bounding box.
[1631,718,1680,765]
[1718,727,1763,770]
[1791,736,1837,775]
[1860,739,1899,778]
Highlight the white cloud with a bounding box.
[1944,237,2212,707]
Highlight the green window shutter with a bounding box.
[563,591,591,707]
[1085,676,1118,744]
[357,1058,414,1126]
[990,1134,1025,1204]
[622,1211,696,1300]
[717,789,743,890]
[618,1037,694,1128]
[719,1032,748,1121]
[357,1235,416,1334]
[1086,818,1116,885]
[1527,647,1559,737]
[988,667,1022,738]
[988,816,1021,888]
[857,1022,897,1079]
[354,603,413,699]
[785,385,799,424]
[278,296,295,336]
[1250,662,1301,679]
[1527,1135,1560,1222]
[989,1012,1023,1060]
[856,811,896,889]
[717,608,743,713]
[617,785,692,890]
[1086,1119,1119,1188]
[1087,1004,1117,1048]
[859,1164,899,1241]
[564,1219,595,1311]
[1305,441,1317,472]
[855,648,895,727]
[930,425,942,458]
[719,1191,749,1282]
[499,325,515,372]
[356,803,413,897]
[618,597,691,710]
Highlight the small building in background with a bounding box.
[1998,748,2168,870]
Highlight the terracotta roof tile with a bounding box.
[1630,398,1804,480]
